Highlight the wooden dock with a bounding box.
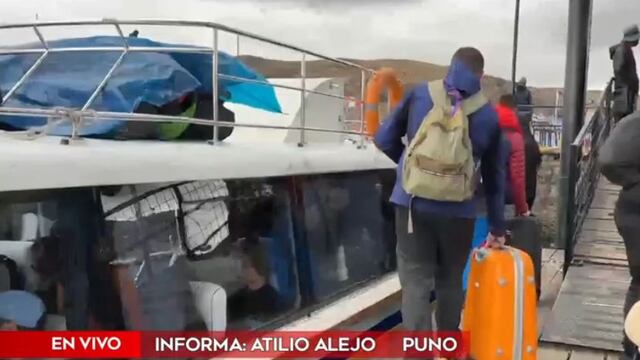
[539,179,628,358]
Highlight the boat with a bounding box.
[0,19,401,336]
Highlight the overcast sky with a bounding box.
[1,0,638,89]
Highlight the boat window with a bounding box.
[299,171,397,302]
[0,188,123,331]
[99,179,299,331]
[0,169,396,336]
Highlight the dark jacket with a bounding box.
[610,43,639,116]
[600,111,640,190]
[373,59,506,236]
[515,85,533,118]
[518,115,542,202]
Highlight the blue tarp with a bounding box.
[0,36,281,136]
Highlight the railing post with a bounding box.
[298,53,306,147]
[1,25,49,105]
[562,144,578,276]
[81,22,129,111]
[209,28,220,145]
[359,70,366,149]
[236,34,240,56]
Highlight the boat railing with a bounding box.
[0,19,375,146]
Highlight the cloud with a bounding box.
[0,0,637,88]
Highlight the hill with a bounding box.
[239,55,602,118]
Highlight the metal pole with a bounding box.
[1,25,49,105]
[555,90,560,123]
[359,70,366,149]
[511,0,521,95]
[210,28,220,145]
[298,53,306,147]
[236,34,240,56]
[557,0,593,249]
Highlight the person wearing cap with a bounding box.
[610,25,640,122]
[0,290,46,330]
[514,76,533,118]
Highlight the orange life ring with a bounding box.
[365,68,404,136]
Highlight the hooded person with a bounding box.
[374,47,507,333]
[610,25,640,122]
[514,77,533,121]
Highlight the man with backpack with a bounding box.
[374,47,506,333]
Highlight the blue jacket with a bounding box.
[373,60,506,236]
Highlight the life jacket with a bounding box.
[121,92,235,141]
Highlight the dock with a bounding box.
[539,178,627,359]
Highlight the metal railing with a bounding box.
[561,79,614,275]
[0,19,374,146]
[532,123,562,148]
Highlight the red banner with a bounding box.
[0,331,469,358]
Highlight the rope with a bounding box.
[0,107,85,141]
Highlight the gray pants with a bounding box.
[615,200,640,358]
[395,206,475,332]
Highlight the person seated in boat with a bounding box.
[29,234,126,330]
[0,290,46,330]
[227,237,283,323]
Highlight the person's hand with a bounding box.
[486,232,506,249]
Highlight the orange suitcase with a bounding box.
[461,245,538,360]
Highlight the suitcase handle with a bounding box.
[474,242,509,261]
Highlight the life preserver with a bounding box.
[365,68,404,136]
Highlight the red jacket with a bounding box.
[495,104,529,215]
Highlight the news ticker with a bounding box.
[0,331,469,358]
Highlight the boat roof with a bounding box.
[0,75,393,192]
[0,135,393,192]
[0,19,389,193]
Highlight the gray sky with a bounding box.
[1,0,637,89]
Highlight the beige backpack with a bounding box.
[402,80,487,202]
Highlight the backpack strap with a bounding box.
[427,80,448,108]
[462,91,487,115]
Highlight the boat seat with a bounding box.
[20,213,39,241]
[0,240,38,291]
[189,281,226,331]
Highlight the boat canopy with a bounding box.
[0,36,282,136]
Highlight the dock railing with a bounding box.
[0,19,374,146]
[560,78,614,275]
